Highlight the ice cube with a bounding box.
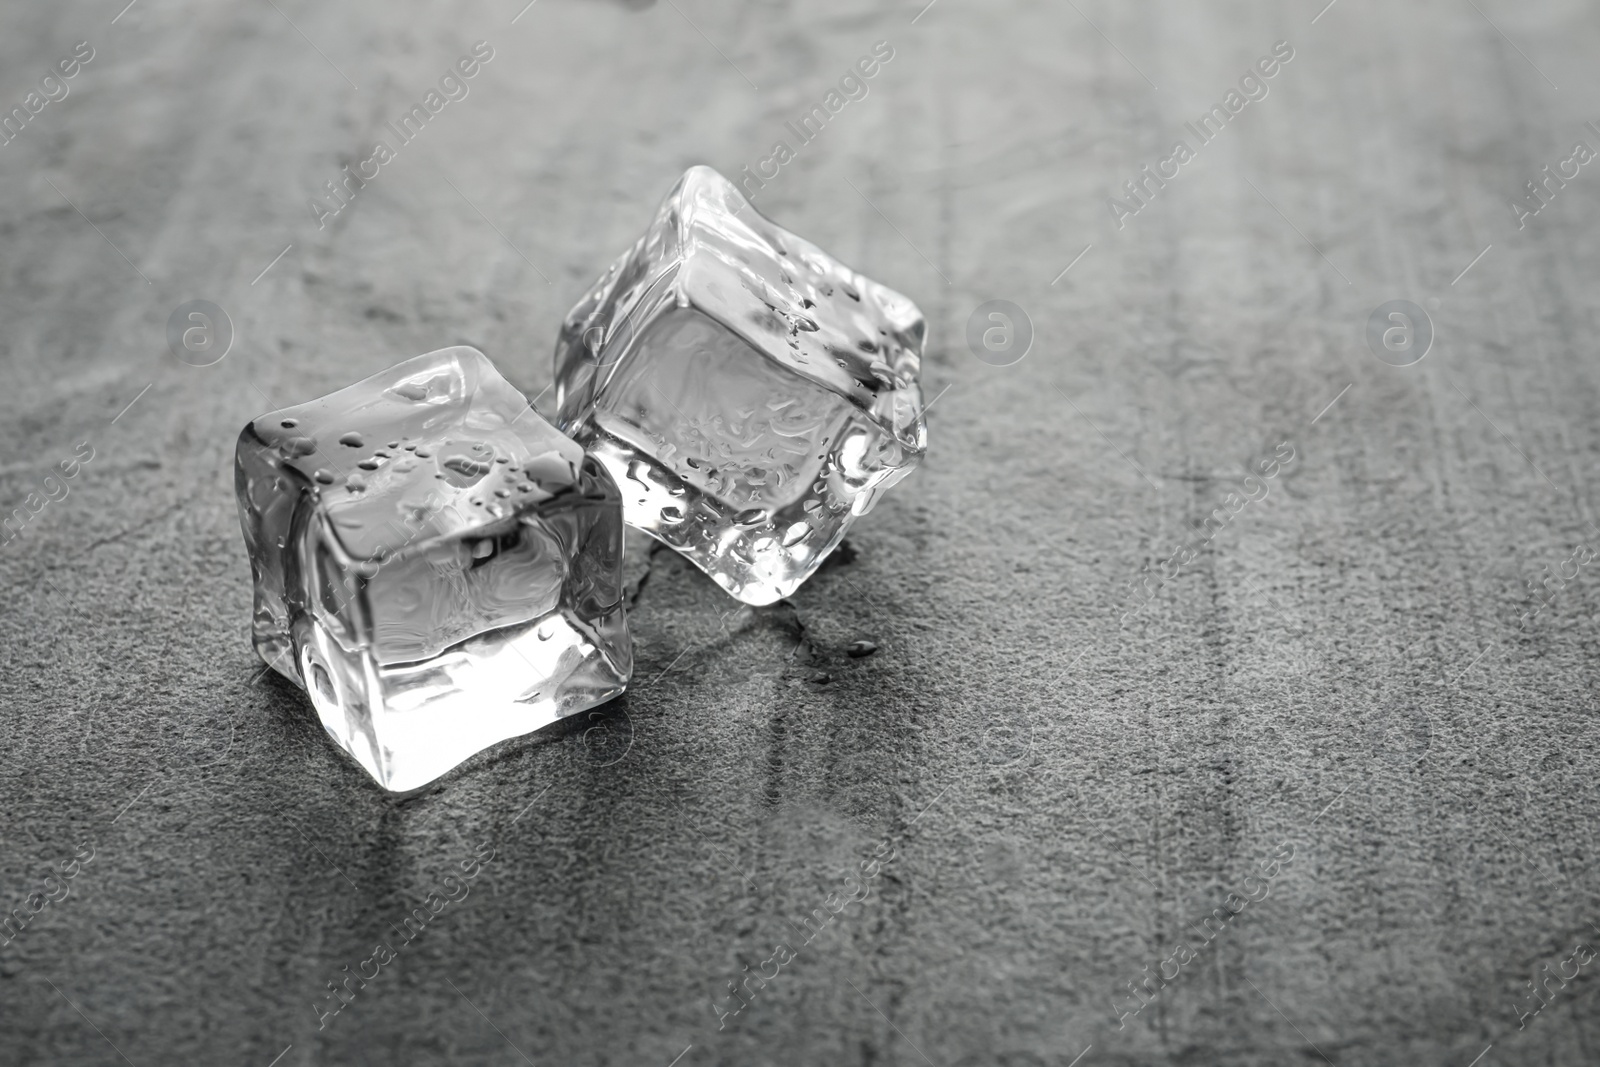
[234,346,631,791]
[553,166,927,606]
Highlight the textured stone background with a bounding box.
[3,0,1599,1064]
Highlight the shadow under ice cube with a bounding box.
[235,346,630,792]
[554,165,927,606]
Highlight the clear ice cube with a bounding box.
[553,166,927,606]
[235,346,631,791]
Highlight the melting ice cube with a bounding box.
[553,166,927,606]
[235,346,630,791]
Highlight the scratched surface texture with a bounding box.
[3,0,1600,1065]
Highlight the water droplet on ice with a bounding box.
[735,509,767,527]
[340,432,364,448]
[782,521,809,547]
[313,469,335,485]
[442,455,491,482]
[661,506,684,523]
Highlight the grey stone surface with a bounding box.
[3,0,1600,1064]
